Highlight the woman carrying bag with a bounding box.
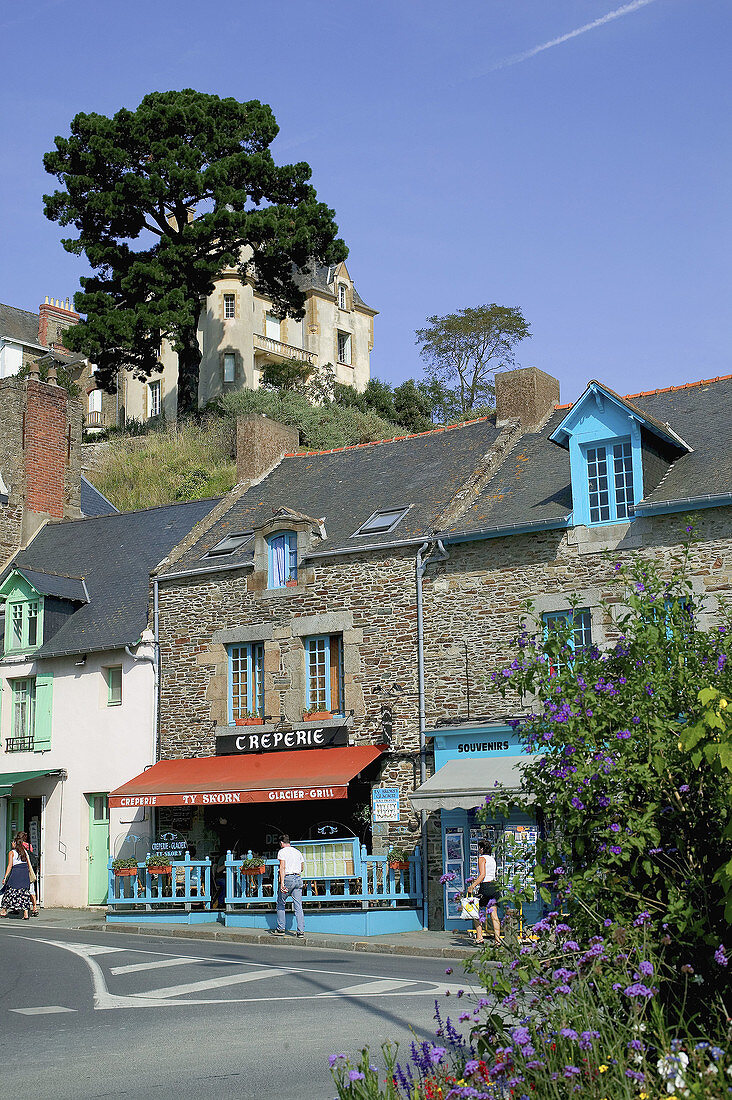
[466,839,501,946]
[1,832,35,919]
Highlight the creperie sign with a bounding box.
[109,785,348,808]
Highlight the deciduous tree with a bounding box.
[415,304,531,417]
[43,89,347,416]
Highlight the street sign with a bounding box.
[372,786,400,822]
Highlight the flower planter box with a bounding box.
[235,717,264,726]
[147,866,172,875]
[114,868,138,877]
[285,580,298,588]
[241,866,266,876]
[303,711,332,722]
[389,861,410,871]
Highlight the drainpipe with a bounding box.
[415,537,449,929]
[125,595,159,845]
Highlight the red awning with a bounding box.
[108,745,384,809]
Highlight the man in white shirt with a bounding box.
[271,835,305,937]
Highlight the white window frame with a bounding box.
[148,380,161,418]
[351,506,410,538]
[338,284,347,310]
[223,352,236,384]
[337,331,351,365]
[223,293,236,320]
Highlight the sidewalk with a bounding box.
[24,908,477,960]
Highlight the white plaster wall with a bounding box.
[0,646,155,906]
[0,341,23,379]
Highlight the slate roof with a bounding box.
[80,476,119,518]
[2,499,219,658]
[167,417,505,571]
[445,375,732,535]
[294,262,373,311]
[0,303,42,348]
[15,569,88,603]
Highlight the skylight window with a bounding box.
[204,532,253,558]
[352,507,410,537]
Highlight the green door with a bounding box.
[7,798,24,844]
[87,794,109,904]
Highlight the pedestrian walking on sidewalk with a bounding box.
[1,833,35,919]
[467,839,501,946]
[271,835,305,937]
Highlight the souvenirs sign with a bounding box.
[217,724,349,755]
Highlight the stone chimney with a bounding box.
[0,375,83,567]
[494,366,560,432]
[38,295,80,351]
[236,414,299,484]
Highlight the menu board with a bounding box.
[499,825,538,901]
[443,829,465,919]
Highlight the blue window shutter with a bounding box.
[33,672,53,751]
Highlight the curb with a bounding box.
[31,918,474,961]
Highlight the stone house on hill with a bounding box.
[111,366,732,928]
[122,259,376,422]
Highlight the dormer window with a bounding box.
[585,440,634,523]
[338,283,348,310]
[4,595,42,655]
[267,531,297,588]
[352,507,409,537]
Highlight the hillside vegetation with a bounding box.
[87,390,406,512]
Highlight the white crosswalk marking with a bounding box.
[110,957,194,976]
[134,967,287,1000]
[11,1006,76,1015]
[318,978,419,996]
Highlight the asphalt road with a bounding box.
[0,922,472,1100]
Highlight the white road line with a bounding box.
[110,957,194,976]
[133,967,287,1000]
[60,943,123,955]
[11,1006,76,1015]
[317,978,421,996]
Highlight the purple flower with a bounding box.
[610,823,621,832]
[428,1046,446,1066]
[555,923,572,934]
[563,1065,580,1078]
[564,940,579,951]
[348,1070,365,1081]
[559,1028,578,1040]
[609,845,622,855]
[616,729,630,740]
[633,910,651,926]
[329,1054,346,1067]
[465,1060,479,1074]
[512,1026,532,1046]
[678,784,689,794]
[624,982,654,999]
[638,960,654,976]
[718,654,727,672]
[603,919,612,927]
[628,1039,644,1051]
[714,944,728,967]
[439,871,457,884]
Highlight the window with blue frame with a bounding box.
[305,634,344,715]
[543,608,592,660]
[267,531,297,588]
[584,439,634,523]
[229,643,264,721]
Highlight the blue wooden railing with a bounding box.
[107,844,423,915]
[225,842,422,911]
[107,853,212,910]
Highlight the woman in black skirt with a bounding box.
[467,839,501,945]
[1,832,34,919]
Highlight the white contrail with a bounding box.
[490,0,661,71]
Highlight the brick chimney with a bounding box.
[494,366,560,432]
[236,414,299,484]
[0,375,83,567]
[38,295,80,352]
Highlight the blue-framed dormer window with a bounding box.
[547,381,692,529]
[543,609,592,668]
[267,531,298,588]
[305,634,344,715]
[229,643,264,722]
[585,439,634,523]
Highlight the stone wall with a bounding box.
[0,379,26,568]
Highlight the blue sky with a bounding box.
[1,0,730,403]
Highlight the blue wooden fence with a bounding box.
[108,853,212,911]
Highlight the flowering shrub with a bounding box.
[484,539,732,1009]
